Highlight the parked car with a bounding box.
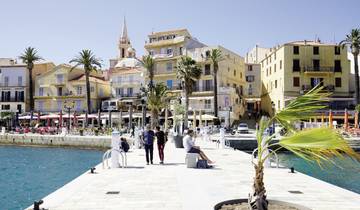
[237,123,249,134]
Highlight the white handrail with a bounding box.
[251,148,279,168]
[102,148,127,169]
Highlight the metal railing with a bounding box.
[251,148,279,168]
[102,148,127,169]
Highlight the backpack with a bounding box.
[121,141,130,152]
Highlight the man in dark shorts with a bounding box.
[183,129,214,164]
[155,126,167,164]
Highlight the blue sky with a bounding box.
[1,0,359,68]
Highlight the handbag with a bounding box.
[197,160,210,168]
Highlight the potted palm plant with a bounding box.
[214,86,360,210]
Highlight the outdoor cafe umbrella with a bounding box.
[193,110,196,129]
[59,110,63,128]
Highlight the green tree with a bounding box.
[249,86,360,210]
[340,29,360,103]
[142,55,155,90]
[19,47,43,112]
[70,50,102,114]
[208,49,223,118]
[147,83,169,128]
[176,56,202,129]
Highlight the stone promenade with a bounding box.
[26,138,360,210]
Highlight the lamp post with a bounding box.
[63,100,75,133]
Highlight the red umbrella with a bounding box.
[47,118,51,127]
[344,109,348,131]
[59,110,63,128]
[73,112,77,128]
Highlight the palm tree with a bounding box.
[208,49,223,118]
[69,50,102,114]
[142,55,155,90]
[340,29,360,104]
[176,56,202,129]
[147,83,168,128]
[19,47,43,112]
[248,86,360,210]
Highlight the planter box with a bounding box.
[174,135,184,148]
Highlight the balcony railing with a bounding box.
[301,85,335,92]
[303,66,334,72]
[193,86,214,92]
[0,98,24,102]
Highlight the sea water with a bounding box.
[0,145,102,210]
[278,153,360,194]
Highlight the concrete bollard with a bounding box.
[111,130,121,168]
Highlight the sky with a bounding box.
[1,0,359,68]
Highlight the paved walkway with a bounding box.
[26,138,360,210]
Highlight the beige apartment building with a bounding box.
[144,29,245,126]
[260,40,352,115]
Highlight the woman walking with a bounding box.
[155,126,167,164]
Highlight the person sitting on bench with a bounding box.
[183,129,214,164]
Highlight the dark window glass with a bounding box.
[313,59,320,71]
[293,77,300,87]
[335,46,341,55]
[313,46,319,55]
[204,64,211,75]
[335,78,342,87]
[293,59,300,72]
[334,60,342,72]
[293,46,299,54]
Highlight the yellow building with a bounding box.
[260,40,352,115]
[145,29,245,126]
[34,64,110,113]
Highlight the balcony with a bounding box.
[303,66,334,73]
[0,97,24,102]
[193,86,214,92]
[301,84,335,93]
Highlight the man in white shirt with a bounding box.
[183,129,214,164]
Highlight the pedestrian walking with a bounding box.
[142,124,155,165]
[155,126,167,164]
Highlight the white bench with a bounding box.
[185,153,199,168]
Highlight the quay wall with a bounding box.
[0,133,111,149]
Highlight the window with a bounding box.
[18,76,22,86]
[335,46,341,55]
[75,100,82,111]
[203,80,213,91]
[275,80,277,88]
[91,86,95,92]
[76,86,82,95]
[204,64,211,75]
[334,60,342,72]
[1,91,10,102]
[293,77,300,87]
[179,47,183,55]
[4,76,9,86]
[204,99,211,109]
[166,48,173,55]
[233,70,236,76]
[293,59,300,72]
[129,75,134,83]
[149,50,154,56]
[56,74,64,83]
[38,101,44,112]
[269,67,272,75]
[240,72,242,78]
[127,88,133,96]
[39,87,44,96]
[166,62,173,71]
[205,50,210,58]
[248,65,253,71]
[335,77,342,87]
[274,64,276,73]
[1,104,10,110]
[57,87,63,96]
[278,100,280,110]
[15,91,24,102]
[246,76,255,82]
[280,60,282,69]
[166,80,173,89]
[116,88,124,96]
[160,48,166,54]
[310,78,324,88]
[313,46,319,55]
[17,104,22,113]
[313,59,320,71]
[57,101,63,112]
[293,46,299,54]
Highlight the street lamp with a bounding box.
[63,100,75,133]
[271,101,275,135]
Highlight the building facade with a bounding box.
[260,40,352,114]
[34,64,110,113]
[144,29,245,126]
[105,18,145,111]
